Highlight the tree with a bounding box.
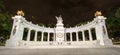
[47,23,55,28]
[0,0,5,12]
[115,8,120,18]
[106,16,120,41]
[0,0,12,45]
[38,23,44,26]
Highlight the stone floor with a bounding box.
[0,47,120,55]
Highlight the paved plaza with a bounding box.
[0,47,120,55]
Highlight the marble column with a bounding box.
[47,32,50,41]
[53,28,56,41]
[27,29,31,41]
[34,30,38,41]
[53,33,55,41]
[76,32,79,41]
[70,32,73,41]
[82,31,85,41]
[64,33,67,41]
[88,29,92,41]
[41,32,44,41]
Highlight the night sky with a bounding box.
[3,0,120,26]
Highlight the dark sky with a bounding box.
[3,0,120,26]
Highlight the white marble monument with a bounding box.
[5,11,113,48]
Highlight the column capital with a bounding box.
[35,30,38,32]
[76,31,78,33]
[88,28,91,30]
[82,30,84,32]
[28,28,32,30]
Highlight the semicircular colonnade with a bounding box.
[5,15,113,47]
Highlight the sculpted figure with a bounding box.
[56,15,63,24]
[17,10,24,16]
[95,11,102,17]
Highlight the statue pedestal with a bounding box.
[6,39,19,47]
[56,22,65,44]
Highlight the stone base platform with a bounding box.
[2,45,120,49]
